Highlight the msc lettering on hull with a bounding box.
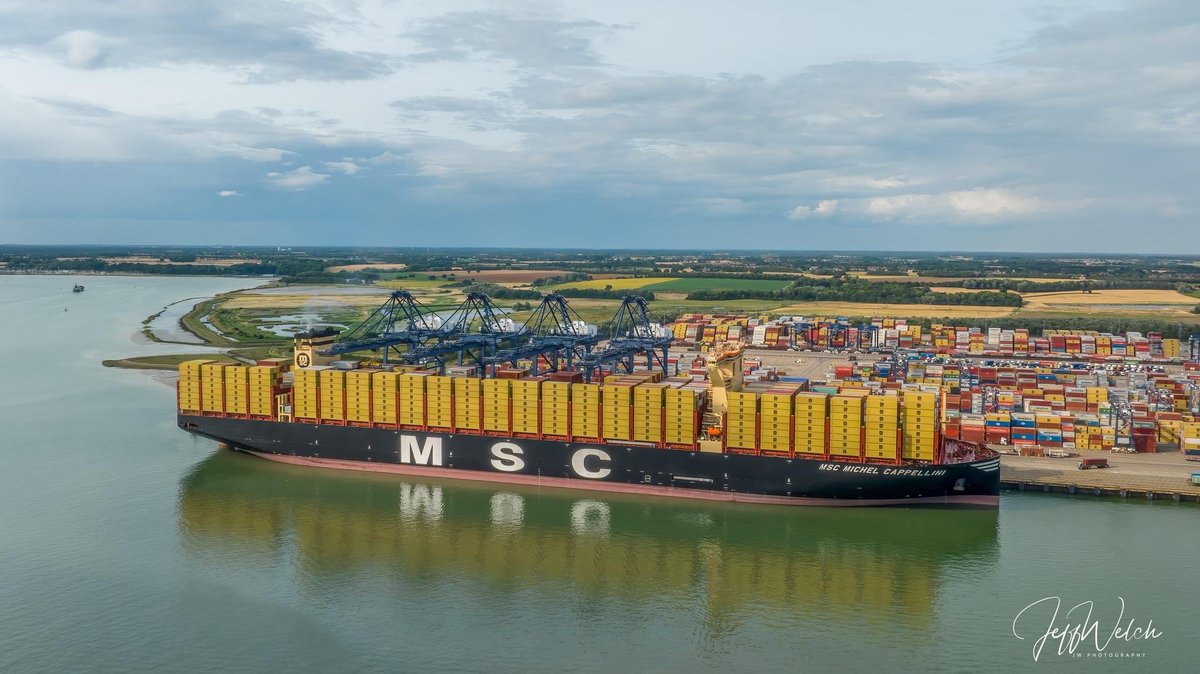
[571,448,612,479]
[400,436,443,466]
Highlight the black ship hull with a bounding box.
[178,414,1000,507]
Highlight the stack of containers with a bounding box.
[222,365,249,416]
[570,383,601,439]
[425,375,453,429]
[200,362,226,414]
[345,369,375,423]
[829,392,865,458]
[603,381,635,441]
[540,381,570,437]
[665,384,702,445]
[959,414,985,443]
[293,367,321,420]
[864,393,899,460]
[371,370,400,425]
[318,368,346,423]
[453,376,482,431]
[1036,413,1062,447]
[1182,423,1200,460]
[902,390,937,461]
[1075,416,1101,449]
[725,391,758,450]
[1011,412,1036,445]
[510,378,540,434]
[984,412,1010,444]
[482,378,511,433]
[178,360,208,414]
[398,373,426,426]
[248,364,283,418]
[633,382,667,443]
[758,388,794,453]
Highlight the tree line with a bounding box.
[687,277,1024,307]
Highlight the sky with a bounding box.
[0,0,1196,252]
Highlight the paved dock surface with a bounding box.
[1000,451,1200,501]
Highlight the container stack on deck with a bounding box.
[181,358,962,463]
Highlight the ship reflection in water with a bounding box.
[178,451,999,632]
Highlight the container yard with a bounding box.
[670,313,1192,362]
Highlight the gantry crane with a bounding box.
[579,295,672,381]
[320,290,444,363]
[320,291,520,372]
[485,293,600,374]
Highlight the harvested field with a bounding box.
[773,302,1017,319]
[1019,289,1198,306]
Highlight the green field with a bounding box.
[643,278,792,292]
[551,276,793,293]
[376,276,456,288]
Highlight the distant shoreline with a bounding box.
[0,270,277,280]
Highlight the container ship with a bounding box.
[176,308,999,507]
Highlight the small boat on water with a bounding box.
[72,284,85,293]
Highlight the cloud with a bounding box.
[788,200,840,220]
[404,11,625,69]
[0,1,392,82]
[1,1,1199,250]
[862,188,1048,219]
[217,190,241,197]
[322,160,360,175]
[265,166,329,190]
[53,30,109,69]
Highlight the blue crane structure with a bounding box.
[1189,334,1199,363]
[319,290,670,379]
[485,293,601,375]
[320,290,444,363]
[579,295,672,382]
[320,291,521,372]
[397,291,520,371]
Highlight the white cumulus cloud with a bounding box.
[863,188,1046,219]
[266,166,329,190]
[53,30,110,69]
[217,190,241,197]
[322,160,361,175]
[788,199,839,220]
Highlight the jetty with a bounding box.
[1000,450,1200,503]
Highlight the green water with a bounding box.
[1,275,1195,673]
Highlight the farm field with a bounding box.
[1019,289,1197,306]
[773,302,1017,319]
[552,277,676,290]
[551,276,792,292]
[424,269,567,283]
[375,277,456,288]
[643,278,792,292]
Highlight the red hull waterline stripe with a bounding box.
[244,450,1001,508]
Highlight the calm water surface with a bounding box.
[0,275,1195,673]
